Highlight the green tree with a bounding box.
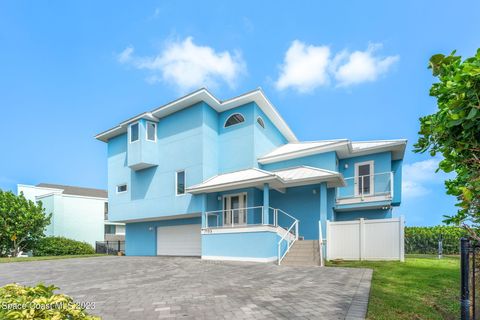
[415,49,480,228]
[0,190,51,257]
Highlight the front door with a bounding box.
[223,193,247,226]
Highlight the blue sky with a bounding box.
[0,1,478,226]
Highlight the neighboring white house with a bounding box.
[18,183,125,246]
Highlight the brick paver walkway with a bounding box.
[0,256,371,319]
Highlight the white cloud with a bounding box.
[402,158,445,199]
[117,37,246,92]
[275,41,398,92]
[275,40,331,93]
[334,43,399,87]
[117,46,134,64]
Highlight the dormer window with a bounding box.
[130,123,139,143]
[224,113,245,128]
[146,121,157,142]
[256,117,265,129]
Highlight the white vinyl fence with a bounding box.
[326,217,404,261]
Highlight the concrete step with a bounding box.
[281,260,319,267]
[280,240,321,266]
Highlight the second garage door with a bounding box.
[156,224,201,256]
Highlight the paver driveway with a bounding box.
[0,256,371,319]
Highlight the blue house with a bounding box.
[96,88,406,263]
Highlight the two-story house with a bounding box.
[96,88,405,263]
[18,183,125,246]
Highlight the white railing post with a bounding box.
[295,221,299,240]
[319,220,324,267]
[231,209,234,227]
[277,243,280,265]
[205,212,208,228]
[274,209,278,227]
[359,218,365,261]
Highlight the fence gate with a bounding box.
[95,241,125,255]
[326,217,405,261]
[461,238,480,320]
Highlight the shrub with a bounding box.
[33,237,95,256]
[405,225,467,254]
[0,283,99,320]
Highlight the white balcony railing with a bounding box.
[204,206,297,231]
[336,172,393,204]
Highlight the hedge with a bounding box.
[0,283,99,319]
[33,237,95,256]
[405,225,467,254]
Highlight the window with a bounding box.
[146,121,157,142]
[256,117,265,128]
[117,184,127,193]
[104,202,108,220]
[105,225,116,235]
[116,225,126,235]
[224,113,245,127]
[130,123,139,142]
[176,170,186,195]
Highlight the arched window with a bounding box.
[224,113,245,127]
[256,117,265,129]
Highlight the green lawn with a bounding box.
[0,254,107,263]
[328,254,460,320]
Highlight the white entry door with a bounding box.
[156,224,201,256]
[223,193,247,226]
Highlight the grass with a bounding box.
[328,254,460,320]
[0,254,107,263]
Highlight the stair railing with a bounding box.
[277,218,299,265]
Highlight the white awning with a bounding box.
[187,166,344,194]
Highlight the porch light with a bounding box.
[148,227,153,231]
[217,196,222,201]
[313,189,317,195]
[344,164,349,169]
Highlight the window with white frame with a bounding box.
[354,161,374,196]
[176,170,185,195]
[115,225,126,235]
[130,123,139,143]
[117,184,127,193]
[146,121,157,142]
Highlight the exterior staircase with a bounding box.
[281,240,320,266]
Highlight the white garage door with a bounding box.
[156,224,201,256]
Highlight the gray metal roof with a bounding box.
[36,183,107,198]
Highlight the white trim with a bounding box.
[116,184,128,194]
[258,139,408,164]
[187,166,345,194]
[115,212,201,223]
[145,121,157,142]
[35,192,61,200]
[201,255,278,263]
[129,122,140,144]
[258,141,349,164]
[52,193,107,201]
[104,221,125,226]
[175,170,186,196]
[354,161,374,197]
[202,225,280,234]
[223,113,245,128]
[95,88,298,143]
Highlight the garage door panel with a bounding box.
[157,224,201,256]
